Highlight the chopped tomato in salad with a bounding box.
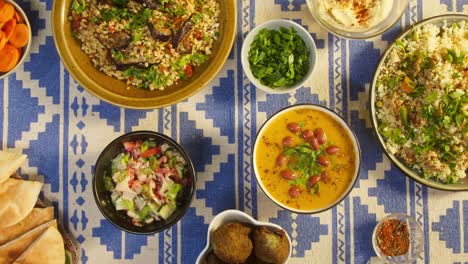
[104,140,188,226]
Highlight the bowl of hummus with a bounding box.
[306,0,408,39]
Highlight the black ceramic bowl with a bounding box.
[93,131,196,234]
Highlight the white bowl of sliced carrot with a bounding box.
[0,0,31,78]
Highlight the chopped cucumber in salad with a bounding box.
[105,140,188,226]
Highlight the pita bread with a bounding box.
[0,179,43,228]
[14,226,65,264]
[0,151,27,184]
[0,220,56,264]
[0,207,54,245]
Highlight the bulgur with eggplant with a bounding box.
[70,0,220,90]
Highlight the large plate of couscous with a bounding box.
[52,0,236,109]
[370,15,468,191]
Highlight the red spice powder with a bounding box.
[376,219,410,256]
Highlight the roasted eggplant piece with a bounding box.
[97,31,131,50]
[112,58,147,70]
[147,22,172,42]
[172,20,193,49]
[108,51,147,70]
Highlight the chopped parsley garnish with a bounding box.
[124,66,168,89]
[130,8,152,30]
[191,53,208,65]
[191,12,203,24]
[248,27,309,88]
[112,0,128,6]
[446,49,465,65]
[283,144,323,188]
[71,0,86,14]
[111,49,124,61]
[101,7,131,21]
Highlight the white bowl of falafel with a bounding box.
[196,209,292,264]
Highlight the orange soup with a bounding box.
[254,107,358,211]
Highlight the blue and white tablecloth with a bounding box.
[1,0,467,263]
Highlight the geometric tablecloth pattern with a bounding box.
[1,0,467,263]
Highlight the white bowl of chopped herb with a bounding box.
[241,19,317,93]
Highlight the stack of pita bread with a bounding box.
[0,150,68,264]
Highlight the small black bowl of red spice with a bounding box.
[372,214,424,263]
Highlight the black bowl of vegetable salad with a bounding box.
[93,131,196,234]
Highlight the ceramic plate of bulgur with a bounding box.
[52,0,236,109]
[370,15,468,191]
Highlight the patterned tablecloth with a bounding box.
[1,0,467,263]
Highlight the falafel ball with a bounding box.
[243,252,270,264]
[211,222,253,263]
[203,251,228,264]
[253,227,290,263]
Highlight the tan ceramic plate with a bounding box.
[52,0,236,109]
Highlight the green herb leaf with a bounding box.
[130,8,152,30]
[71,0,86,14]
[112,0,128,6]
[169,156,177,168]
[101,7,131,21]
[124,65,168,89]
[191,12,203,24]
[191,53,208,65]
[400,106,409,126]
[133,30,144,41]
[248,27,309,88]
[104,176,114,191]
[288,176,308,188]
[395,39,405,49]
[111,49,124,61]
[447,49,465,65]
[450,90,464,99]
[425,91,438,104]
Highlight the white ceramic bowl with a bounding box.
[195,210,292,264]
[305,0,409,39]
[253,104,361,214]
[241,19,317,94]
[0,0,32,79]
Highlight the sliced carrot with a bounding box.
[401,76,414,93]
[0,43,20,72]
[8,22,28,48]
[14,10,22,23]
[0,0,5,9]
[0,30,7,51]
[0,3,15,23]
[2,18,16,40]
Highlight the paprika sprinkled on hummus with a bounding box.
[376,219,410,256]
[317,0,392,31]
